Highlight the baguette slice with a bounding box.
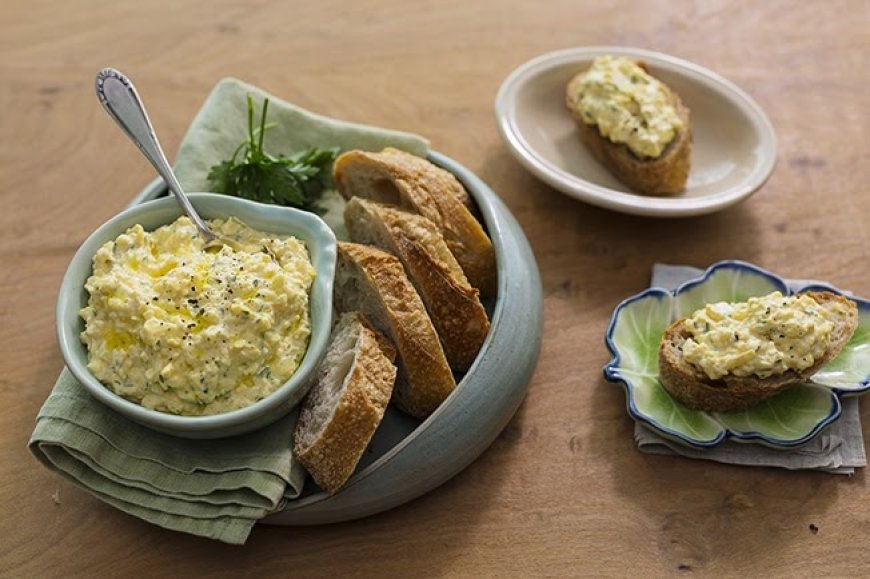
[334,242,457,418]
[565,65,692,196]
[344,197,490,371]
[658,291,858,412]
[293,312,397,495]
[333,148,497,297]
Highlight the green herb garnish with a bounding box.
[207,94,338,211]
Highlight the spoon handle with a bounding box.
[95,68,213,238]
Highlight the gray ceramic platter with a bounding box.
[130,151,543,525]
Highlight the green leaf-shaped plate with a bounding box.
[603,261,870,448]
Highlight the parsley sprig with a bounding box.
[207,94,338,211]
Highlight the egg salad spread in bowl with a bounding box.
[81,216,315,416]
[57,193,337,439]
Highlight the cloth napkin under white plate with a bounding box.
[634,264,866,474]
[29,78,429,544]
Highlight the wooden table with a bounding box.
[2,0,868,575]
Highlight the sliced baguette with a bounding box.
[333,148,497,297]
[293,312,397,495]
[565,65,692,196]
[658,291,858,412]
[334,241,457,418]
[344,197,490,371]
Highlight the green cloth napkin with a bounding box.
[30,78,430,544]
[31,371,299,544]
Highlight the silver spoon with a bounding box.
[95,68,233,251]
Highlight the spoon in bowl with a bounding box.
[95,68,236,252]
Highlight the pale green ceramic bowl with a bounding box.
[604,261,870,449]
[56,193,337,439]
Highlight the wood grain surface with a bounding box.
[2,0,868,576]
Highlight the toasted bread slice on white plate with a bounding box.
[333,148,497,297]
[565,58,692,195]
[658,291,858,412]
[344,197,490,372]
[333,241,456,418]
[293,312,397,495]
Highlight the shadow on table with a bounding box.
[588,374,849,574]
[475,148,767,306]
[236,400,530,571]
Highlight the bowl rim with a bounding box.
[494,45,779,217]
[602,259,869,449]
[56,192,337,435]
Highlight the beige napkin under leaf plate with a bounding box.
[634,264,866,475]
[30,78,430,544]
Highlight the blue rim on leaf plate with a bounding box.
[603,261,870,449]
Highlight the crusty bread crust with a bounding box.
[565,66,692,196]
[658,291,858,412]
[344,197,490,371]
[293,312,397,495]
[333,148,497,297]
[334,242,456,418]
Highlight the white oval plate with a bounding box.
[495,46,778,217]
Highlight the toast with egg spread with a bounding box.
[333,148,497,297]
[344,197,490,372]
[565,56,692,195]
[293,311,397,495]
[658,291,858,412]
[334,241,457,418]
